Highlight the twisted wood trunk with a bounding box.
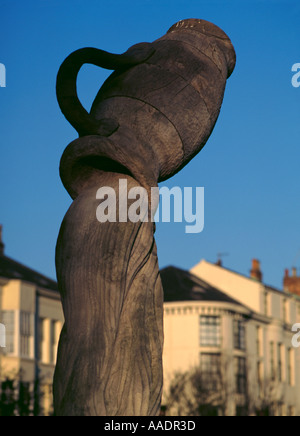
[53,19,236,416]
[54,175,163,416]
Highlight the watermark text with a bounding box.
[292,63,300,88]
[292,323,300,348]
[0,63,6,88]
[0,323,5,348]
[96,179,204,234]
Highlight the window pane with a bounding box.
[38,318,45,362]
[20,312,32,358]
[0,311,15,354]
[278,343,283,382]
[200,353,221,391]
[20,312,31,336]
[50,321,57,364]
[20,336,30,357]
[235,357,247,394]
[234,320,246,350]
[270,342,275,381]
[200,316,221,347]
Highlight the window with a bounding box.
[20,312,32,358]
[233,320,246,350]
[200,316,221,347]
[20,336,30,358]
[270,342,275,381]
[200,353,221,391]
[50,320,58,364]
[38,318,45,362]
[0,311,15,354]
[235,357,247,394]
[277,343,283,382]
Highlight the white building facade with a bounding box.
[162,261,300,416]
[0,237,64,416]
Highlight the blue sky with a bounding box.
[0,0,300,289]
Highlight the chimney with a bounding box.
[283,267,300,296]
[250,259,262,282]
[216,259,222,267]
[0,225,4,256]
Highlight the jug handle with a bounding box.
[56,44,155,137]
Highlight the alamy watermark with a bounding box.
[292,323,300,348]
[0,323,5,348]
[96,179,204,234]
[0,63,6,88]
[292,63,300,88]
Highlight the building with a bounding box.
[1,218,300,416]
[161,259,300,416]
[284,267,300,296]
[0,227,64,415]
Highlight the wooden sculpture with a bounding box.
[54,19,236,416]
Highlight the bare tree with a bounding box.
[0,370,47,416]
[164,357,285,416]
[252,377,284,417]
[165,355,233,416]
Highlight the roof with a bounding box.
[161,266,247,307]
[0,254,59,292]
[201,260,287,297]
